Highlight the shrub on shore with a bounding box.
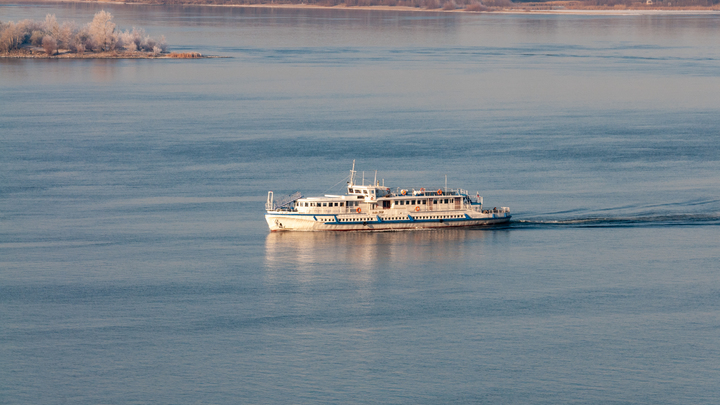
[41,35,57,55]
[465,1,489,10]
[0,11,167,55]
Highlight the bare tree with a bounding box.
[44,14,60,39]
[57,22,77,50]
[0,22,15,52]
[0,21,24,52]
[88,10,116,52]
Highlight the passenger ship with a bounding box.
[265,162,511,232]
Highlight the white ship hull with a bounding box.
[266,209,510,232]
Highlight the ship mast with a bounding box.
[348,160,356,187]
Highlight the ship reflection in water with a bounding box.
[264,228,509,283]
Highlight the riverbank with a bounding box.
[2,0,719,14]
[0,47,216,58]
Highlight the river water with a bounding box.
[1,3,720,404]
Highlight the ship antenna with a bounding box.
[374,170,377,186]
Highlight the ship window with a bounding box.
[444,199,449,204]
[362,190,368,195]
[322,202,327,207]
[340,202,344,207]
[411,200,415,205]
[334,202,338,207]
[422,200,426,205]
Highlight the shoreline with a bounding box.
[0,48,220,59]
[2,0,719,15]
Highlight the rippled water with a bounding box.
[2,3,720,404]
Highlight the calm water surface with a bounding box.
[1,3,720,404]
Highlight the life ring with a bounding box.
[420,188,425,193]
[356,207,361,213]
[401,190,407,196]
[437,189,442,195]
[415,206,420,212]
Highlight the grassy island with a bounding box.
[0,11,208,59]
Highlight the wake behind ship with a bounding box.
[265,162,510,232]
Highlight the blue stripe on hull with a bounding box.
[267,214,511,231]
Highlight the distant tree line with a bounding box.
[0,11,167,55]
[142,0,516,10]
[585,0,718,5]
[134,0,720,8]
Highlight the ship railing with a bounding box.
[267,191,303,211]
[392,187,471,197]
